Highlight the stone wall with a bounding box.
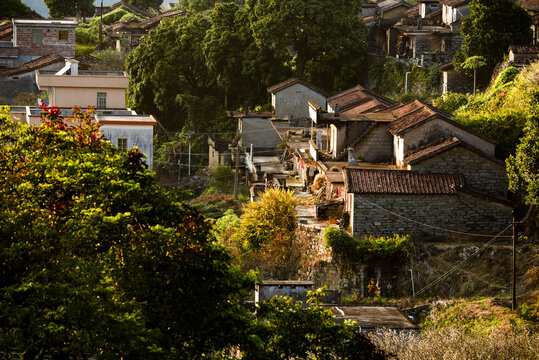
[273,83,327,120]
[354,123,393,163]
[443,69,473,94]
[350,192,512,242]
[16,27,75,58]
[410,145,507,197]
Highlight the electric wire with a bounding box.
[355,194,512,238]
[413,223,512,297]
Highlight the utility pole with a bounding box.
[512,211,518,311]
[234,147,239,200]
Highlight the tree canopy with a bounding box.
[455,0,531,66]
[1,0,42,18]
[44,0,94,18]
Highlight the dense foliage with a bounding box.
[1,0,41,18]
[324,228,413,266]
[125,0,163,11]
[44,0,94,18]
[435,63,538,158]
[455,0,531,66]
[0,106,256,358]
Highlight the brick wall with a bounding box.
[354,123,393,163]
[351,192,512,242]
[410,145,507,198]
[16,27,75,58]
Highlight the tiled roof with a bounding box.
[404,5,420,18]
[387,100,498,144]
[517,0,539,11]
[404,137,461,164]
[509,45,539,54]
[345,169,463,194]
[267,77,329,96]
[139,9,186,29]
[387,100,451,135]
[327,85,396,112]
[438,62,454,71]
[0,54,64,78]
[0,23,12,39]
[425,8,442,18]
[439,0,470,6]
[342,99,384,114]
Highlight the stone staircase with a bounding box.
[333,122,377,161]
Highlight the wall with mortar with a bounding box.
[350,192,512,242]
[15,27,75,58]
[410,145,508,198]
[354,123,394,163]
[272,83,327,120]
[100,125,154,169]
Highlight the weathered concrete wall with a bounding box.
[402,117,495,158]
[350,192,512,241]
[273,83,326,120]
[354,123,393,163]
[100,125,154,169]
[410,145,507,197]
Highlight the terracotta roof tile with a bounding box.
[0,54,64,78]
[109,1,152,18]
[404,5,420,18]
[139,9,186,29]
[517,0,539,11]
[439,0,470,6]
[267,77,329,96]
[327,85,396,112]
[404,137,461,164]
[0,23,12,39]
[345,169,463,194]
[509,45,539,54]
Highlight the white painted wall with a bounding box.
[272,83,326,120]
[100,125,154,169]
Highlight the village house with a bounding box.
[208,137,232,173]
[303,97,512,241]
[106,9,186,50]
[438,61,473,94]
[30,59,157,168]
[267,78,328,121]
[392,0,468,66]
[0,19,76,68]
[508,45,539,66]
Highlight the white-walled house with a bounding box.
[95,114,157,170]
[267,78,327,120]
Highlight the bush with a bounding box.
[90,50,129,71]
[433,92,469,113]
[190,192,242,219]
[206,165,235,194]
[11,92,38,106]
[75,44,95,56]
[324,228,413,265]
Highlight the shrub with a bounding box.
[11,92,38,106]
[432,92,469,113]
[190,192,242,219]
[75,44,95,56]
[324,228,413,266]
[206,165,235,194]
[91,50,130,71]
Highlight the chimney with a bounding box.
[67,59,79,76]
[334,103,340,117]
[348,147,358,166]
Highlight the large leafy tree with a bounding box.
[456,0,531,66]
[1,0,41,18]
[245,0,368,90]
[0,106,255,358]
[44,0,94,18]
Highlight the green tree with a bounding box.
[1,0,41,18]
[125,0,163,11]
[456,0,531,65]
[242,294,389,359]
[507,91,539,207]
[178,0,244,12]
[461,55,487,96]
[245,0,368,90]
[0,106,255,358]
[44,0,94,18]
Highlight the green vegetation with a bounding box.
[434,63,539,157]
[1,0,41,18]
[367,58,441,100]
[324,228,413,266]
[124,0,162,11]
[455,0,531,67]
[461,56,487,96]
[44,0,94,18]
[76,5,148,46]
[190,192,243,218]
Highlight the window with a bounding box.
[117,138,128,152]
[32,30,42,44]
[58,30,68,41]
[97,92,107,108]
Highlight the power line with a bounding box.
[413,224,512,297]
[355,194,512,238]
